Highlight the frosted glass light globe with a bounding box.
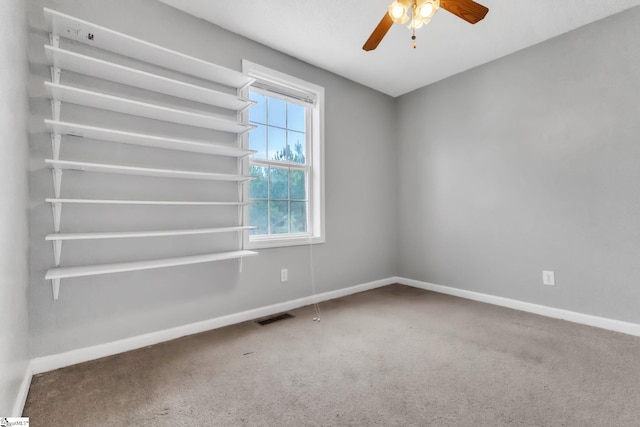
[420,4,433,18]
[391,4,405,19]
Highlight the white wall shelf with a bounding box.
[43,8,258,300]
[45,120,255,157]
[45,198,253,243]
[45,250,258,300]
[46,198,252,206]
[45,46,255,112]
[46,226,256,272]
[46,159,252,188]
[47,226,256,241]
[44,8,255,89]
[45,82,253,134]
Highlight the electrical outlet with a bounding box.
[542,270,555,286]
[280,268,288,282]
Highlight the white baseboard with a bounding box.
[28,275,640,377]
[395,277,640,337]
[31,277,394,375]
[12,360,32,417]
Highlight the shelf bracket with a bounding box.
[237,206,244,252]
[51,133,61,160]
[50,66,61,85]
[236,158,246,254]
[238,257,244,273]
[52,168,63,198]
[49,33,60,48]
[50,100,61,122]
[238,126,254,136]
[53,240,62,267]
[238,104,251,115]
[239,80,254,92]
[49,34,61,85]
[51,278,60,300]
[51,202,62,232]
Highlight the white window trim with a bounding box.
[241,60,325,249]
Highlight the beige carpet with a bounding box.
[24,284,640,426]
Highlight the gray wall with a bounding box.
[0,0,31,415]
[27,0,397,357]
[397,7,640,324]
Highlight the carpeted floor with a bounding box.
[24,284,640,426]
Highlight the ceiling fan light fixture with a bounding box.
[388,0,410,24]
[418,4,433,18]
[364,0,487,52]
[415,0,439,21]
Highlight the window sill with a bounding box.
[246,235,325,250]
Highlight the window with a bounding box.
[242,61,324,249]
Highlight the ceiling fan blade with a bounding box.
[363,13,394,51]
[440,0,489,24]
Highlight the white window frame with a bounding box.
[241,60,325,249]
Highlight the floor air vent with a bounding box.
[256,313,294,326]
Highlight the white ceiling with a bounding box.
[158,0,640,97]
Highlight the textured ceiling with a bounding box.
[158,0,640,97]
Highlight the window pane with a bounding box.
[268,127,286,161]
[249,92,266,124]
[249,165,268,199]
[287,103,305,132]
[270,201,289,234]
[287,131,306,164]
[267,98,286,128]
[290,170,305,200]
[269,167,289,200]
[250,200,268,235]
[290,201,307,233]
[249,124,266,159]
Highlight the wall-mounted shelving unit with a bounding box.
[43,7,258,300]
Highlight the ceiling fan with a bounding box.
[363,0,489,51]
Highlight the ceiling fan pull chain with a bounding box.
[412,0,417,48]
